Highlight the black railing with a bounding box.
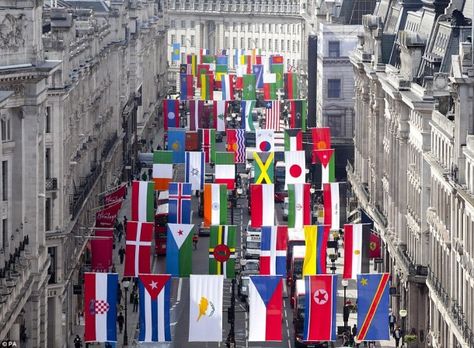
[69,163,102,218]
[101,132,118,160]
[45,177,58,191]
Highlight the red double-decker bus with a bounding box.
[155,191,168,255]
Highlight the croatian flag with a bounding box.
[168,182,192,224]
[138,274,172,342]
[124,222,153,277]
[84,272,118,343]
[248,275,283,341]
[260,226,288,276]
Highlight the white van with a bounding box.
[243,221,261,259]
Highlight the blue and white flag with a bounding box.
[241,100,256,131]
[253,64,264,89]
[168,182,192,224]
[185,151,204,191]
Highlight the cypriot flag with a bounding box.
[189,274,224,342]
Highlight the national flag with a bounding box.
[166,223,194,276]
[189,100,203,131]
[153,151,173,190]
[199,128,216,163]
[356,273,391,342]
[163,99,180,130]
[215,64,228,84]
[180,74,194,100]
[187,54,197,76]
[185,151,204,191]
[323,182,346,231]
[270,63,284,89]
[95,200,122,228]
[243,74,257,100]
[167,128,186,163]
[216,55,228,66]
[168,182,192,224]
[124,221,153,277]
[203,183,227,227]
[226,129,246,163]
[284,151,306,186]
[253,65,264,89]
[343,224,370,279]
[369,231,381,259]
[248,275,283,341]
[131,181,155,222]
[284,72,299,99]
[197,64,210,88]
[270,55,284,64]
[138,274,172,342]
[264,100,281,131]
[214,152,235,190]
[91,234,113,272]
[260,226,288,276]
[303,274,338,341]
[201,73,214,100]
[221,74,235,100]
[209,225,237,278]
[172,43,180,62]
[314,149,335,185]
[103,184,127,205]
[287,183,311,228]
[256,129,274,152]
[289,100,307,130]
[235,65,246,89]
[202,54,215,65]
[303,225,330,275]
[213,100,226,132]
[199,49,210,63]
[284,128,303,151]
[242,100,256,131]
[253,151,274,184]
[312,127,331,150]
[189,275,224,342]
[250,184,274,228]
[263,73,277,100]
[84,272,118,343]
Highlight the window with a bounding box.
[287,40,290,52]
[276,24,280,34]
[171,34,176,44]
[181,20,186,28]
[180,53,185,63]
[1,219,7,250]
[45,197,51,232]
[45,148,51,179]
[293,41,296,52]
[190,35,195,47]
[2,160,7,201]
[296,41,300,52]
[328,41,340,58]
[190,20,195,28]
[248,23,252,32]
[1,117,10,142]
[283,24,286,34]
[328,79,341,98]
[248,38,252,49]
[269,38,273,50]
[233,22,238,31]
[233,37,237,48]
[180,35,185,45]
[170,20,176,28]
[281,39,285,51]
[224,36,229,49]
[262,39,266,50]
[275,39,279,51]
[48,247,57,284]
[241,37,244,49]
[45,107,51,133]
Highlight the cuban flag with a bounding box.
[84,272,118,343]
[138,274,172,342]
[260,226,288,276]
[248,275,283,341]
[168,182,192,224]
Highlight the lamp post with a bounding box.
[122,279,130,346]
[341,279,349,329]
[399,309,407,345]
[328,250,337,274]
[226,278,236,348]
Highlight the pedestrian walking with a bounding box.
[130,289,135,304]
[133,292,139,312]
[148,168,153,180]
[118,246,125,264]
[192,234,198,250]
[117,312,124,333]
[117,284,122,305]
[141,171,148,181]
[123,216,128,235]
[116,221,123,242]
[389,310,396,333]
[393,325,402,347]
[74,334,82,348]
[352,324,357,338]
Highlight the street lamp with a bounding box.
[341,279,349,329]
[122,279,130,346]
[399,309,407,344]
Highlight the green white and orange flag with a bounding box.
[131,181,155,222]
[209,225,237,278]
[203,183,228,227]
[153,150,173,190]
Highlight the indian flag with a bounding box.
[153,151,173,191]
[131,181,155,222]
[203,184,227,227]
[214,152,235,190]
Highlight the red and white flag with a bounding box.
[264,101,281,131]
[250,184,274,228]
[343,224,370,279]
[95,200,123,228]
[284,151,306,187]
[103,184,127,205]
[124,221,154,277]
[323,183,345,231]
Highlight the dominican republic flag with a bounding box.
[180,74,194,100]
[250,184,274,228]
[314,149,335,187]
[213,100,227,132]
[131,181,155,222]
[253,151,274,184]
[199,128,216,163]
[166,223,194,276]
[256,129,274,152]
[226,129,246,163]
[203,183,227,227]
[222,74,235,100]
[323,182,346,231]
[84,272,118,343]
[289,100,307,131]
[153,151,173,191]
[260,226,288,276]
[138,274,172,342]
[189,100,203,131]
[209,225,237,278]
[214,151,235,190]
[284,128,303,151]
[167,128,186,163]
[287,183,311,229]
[124,222,153,277]
[356,273,391,342]
[248,275,283,341]
[285,151,306,187]
[163,99,180,130]
[303,274,338,341]
[168,182,192,224]
[264,100,281,131]
[185,151,204,191]
[343,224,370,279]
[303,225,330,275]
[242,100,256,131]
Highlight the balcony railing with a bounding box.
[69,163,102,218]
[45,177,58,191]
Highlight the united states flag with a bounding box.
[265,101,281,131]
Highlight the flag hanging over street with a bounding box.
[167,128,186,163]
[171,43,180,62]
[314,149,335,186]
[90,235,113,272]
[303,225,330,275]
[312,127,331,150]
[138,274,172,342]
[263,73,277,100]
[356,273,391,342]
[168,182,192,224]
[187,54,197,76]
[131,181,155,222]
[250,184,274,228]
[124,221,153,277]
[248,275,283,341]
[284,128,303,151]
[163,99,180,130]
[199,128,216,163]
[103,184,127,205]
[185,151,204,191]
[303,274,338,342]
[264,100,281,131]
[209,225,236,278]
[166,223,194,276]
[197,64,210,88]
[253,65,264,89]
[213,100,227,132]
[253,151,274,184]
[214,152,235,190]
[343,223,370,279]
[270,63,284,89]
[369,231,381,259]
[189,275,224,342]
[242,100,256,131]
[287,183,311,229]
[260,226,288,276]
[189,100,203,131]
[203,183,228,227]
[153,151,173,191]
[289,100,307,130]
[95,200,122,228]
[243,74,257,100]
[323,182,346,231]
[226,129,246,163]
[180,74,194,100]
[256,129,275,152]
[84,272,118,343]
[201,73,214,101]
[221,74,235,100]
[284,72,299,99]
[285,151,306,186]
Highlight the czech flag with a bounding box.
[260,226,288,276]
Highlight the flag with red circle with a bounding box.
[284,151,306,187]
[256,129,274,152]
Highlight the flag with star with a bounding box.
[343,224,370,279]
[185,151,204,191]
[314,149,335,187]
[209,225,236,278]
[166,223,194,276]
[167,128,186,163]
[289,100,307,130]
[243,74,257,100]
[356,273,390,342]
[265,100,281,131]
[138,274,172,342]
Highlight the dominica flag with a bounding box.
[343,223,370,279]
[263,73,277,100]
[287,183,311,229]
[256,129,274,152]
[131,181,155,222]
[153,151,173,191]
[303,225,330,275]
[284,150,306,187]
[163,99,180,130]
[209,225,236,278]
[199,128,216,163]
[214,152,235,190]
[250,184,274,228]
[284,72,299,99]
[289,100,307,131]
[203,183,228,227]
[213,100,226,132]
[242,100,256,131]
[166,223,194,277]
[284,129,303,151]
[201,73,214,101]
[243,74,257,100]
[253,152,274,184]
[314,149,335,187]
[260,226,288,276]
[323,182,346,231]
[226,129,246,163]
[356,273,390,342]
